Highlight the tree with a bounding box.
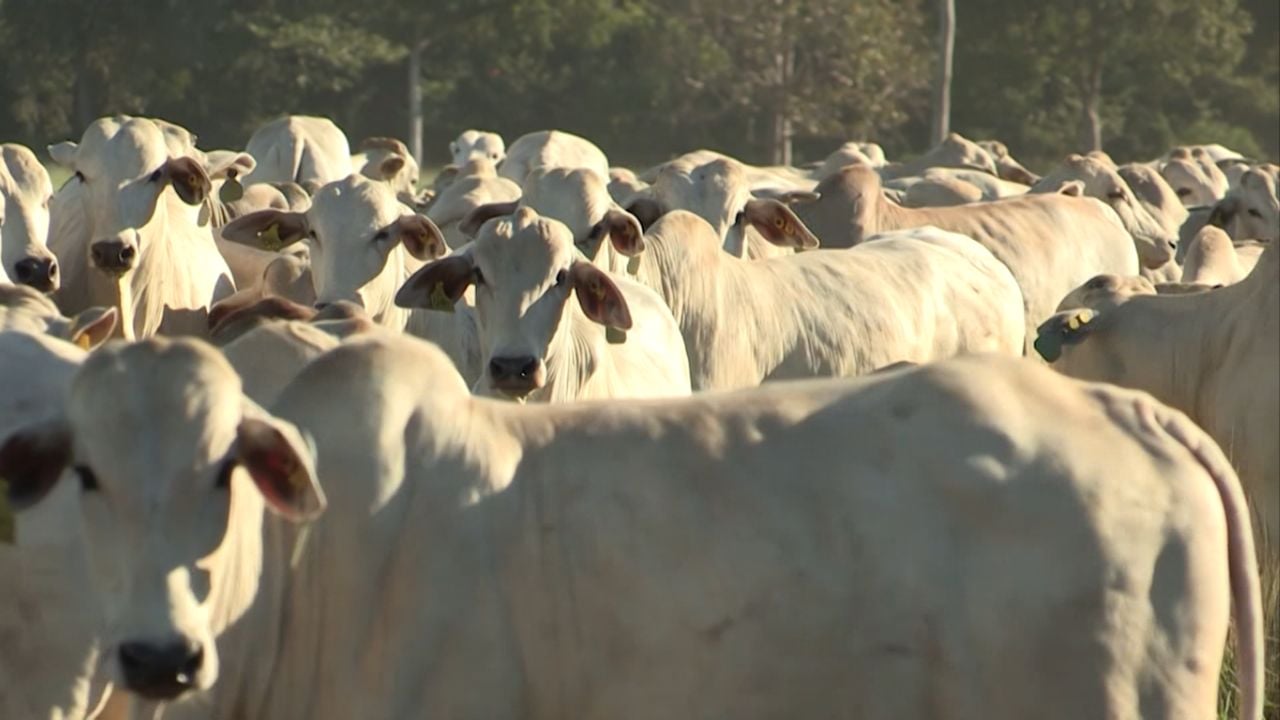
[930,0,955,146]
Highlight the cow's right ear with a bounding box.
[625,197,666,231]
[460,200,519,238]
[47,142,78,169]
[221,209,310,251]
[237,401,325,523]
[1033,308,1098,362]
[0,418,72,512]
[395,253,476,312]
[1056,180,1085,198]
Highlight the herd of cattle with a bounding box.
[0,113,1276,719]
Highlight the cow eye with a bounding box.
[1248,208,1263,218]
[74,465,99,492]
[1106,190,1125,201]
[149,168,164,183]
[1175,188,1191,197]
[215,458,236,489]
[74,170,86,183]
[555,269,568,287]
[373,230,389,243]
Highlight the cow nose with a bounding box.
[119,639,203,700]
[13,256,58,292]
[489,356,539,382]
[90,239,138,274]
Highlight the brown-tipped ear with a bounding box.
[65,307,118,350]
[741,198,821,249]
[390,214,446,261]
[237,403,325,523]
[591,209,645,257]
[377,155,407,180]
[1207,198,1237,229]
[625,197,666,231]
[163,156,213,206]
[221,209,310,251]
[569,261,632,330]
[207,152,256,182]
[395,254,476,311]
[460,200,519,238]
[0,418,71,512]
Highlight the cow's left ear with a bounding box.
[236,401,325,523]
[739,198,820,249]
[1034,308,1099,362]
[377,155,406,180]
[161,156,212,206]
[386,214,446,261]
[64,307,118,350]
[48,142,78,169]
[570,261,632,330]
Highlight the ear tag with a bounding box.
[219,176,244,203]
[258,223,287,251]
[626,255,641,275]
[429,282,455,312]
[74,333,93,351]
[1033,332,1063,363]
[606,326,627,344]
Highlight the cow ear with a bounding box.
[591,209,645,257]
[1056,180,1085,197]
[740,198,820,249]
[0,418,72,512]
[207,152,256,181]
[570,261,632,330]
[460,200,520,238]
[236,402,325,523]
[48,142,78,169]
[390,215,446,261]
[625,197,666,231]
[1033,308,1099,362]
[221,209,310,251]
[163,156,212,206]
[65,307,118,350]
[378,155,406,180]
[395,254,476,311]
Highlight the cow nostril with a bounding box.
[47,260,58,278]
[13,259,36,281]
[119,640,203,699]
[519,358,539,378]
[120,245,136,263]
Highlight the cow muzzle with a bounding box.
[118,637,205,700]
[12,256,59,293]
[487,355,545,398]
[90,237,138,276]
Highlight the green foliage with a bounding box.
[0,0,1273,171]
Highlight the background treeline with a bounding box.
[0,0,1274,169]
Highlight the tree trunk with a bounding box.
[770,43,795,166]
[930,0,955,146]
[407,42,426,168]
[1079,61,1103,152]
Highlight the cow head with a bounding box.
[0,339,323,701]
[397,208,632,401]
[0,144,59,292]
[221,174,445,324]
[450,130,506,166]
[49,117,213,278]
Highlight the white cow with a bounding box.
[450,129,506,165]
[220,174,483,384]
[0,335,1260,719]
[790,164,1139,347]
[1030,154,1177,270]
[350,136,421,204]
[1179,225,1266,286]
[46,116,237,338]
[460,166,641,274]
[0,145,59,292]
[242,115,353,191]
[499,130,610,186]
[424,158,522,249]
[396,207,689,402]
[587,208,1024,391]
[1218,166,1278,242]
[878,132,998,180]
[1161,156,1229,208]
[1037,242,1278,548]
[0,283,117,348]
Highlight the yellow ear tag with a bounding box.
[429,282,455,312]
[1067,316,1080,331]
[606,326,627,344]
[258,223,286,251]
[626,255,641,275]
[74,333,93,350]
